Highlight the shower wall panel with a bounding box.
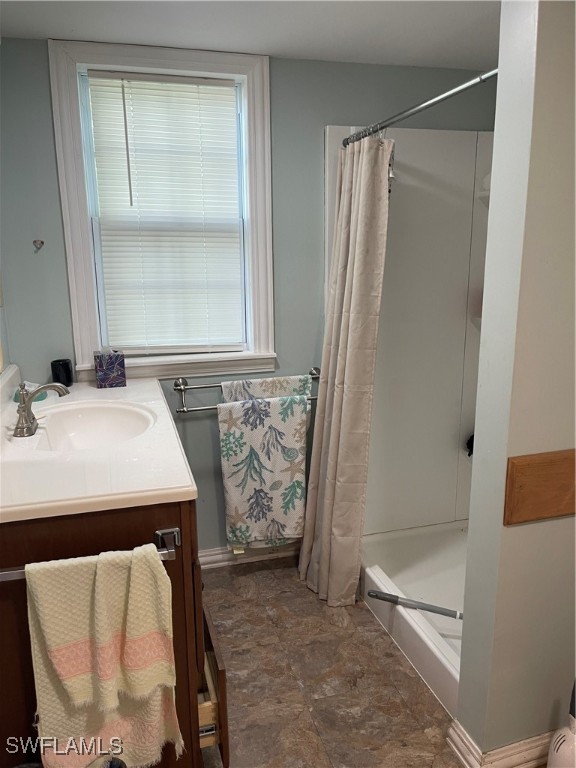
[357,129,491,533]
[454,132,493,522]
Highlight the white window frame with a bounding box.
[49,40,275,379]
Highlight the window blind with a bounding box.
[87,73,245,352]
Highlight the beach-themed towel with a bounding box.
[221,374,312,402]
[217,395,309,548]
[25,544,183,768]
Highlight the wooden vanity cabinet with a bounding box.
[0,500,228,768]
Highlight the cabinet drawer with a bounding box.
[197,654,219,748]
[197,607,229,766]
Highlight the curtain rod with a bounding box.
[343,68,498,147]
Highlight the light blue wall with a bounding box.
[0,40,74,384]
[0,39,495,549]
[0,307,10,370]
[459,0,575,750]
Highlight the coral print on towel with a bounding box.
[49,630,174,681]
[220,374,312,403]
[218,385,311,549]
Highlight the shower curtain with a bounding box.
[299,136,394,607]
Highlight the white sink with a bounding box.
[0,368,197,523]
[35,401,156,451]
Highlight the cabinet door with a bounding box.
[194,562,205,674]
[0,501,202,768]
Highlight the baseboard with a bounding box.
[199,542,300,569]
[447,720,553,768]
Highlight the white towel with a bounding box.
[221,374,312,402]
[218,396,309,549]
[26,544,183,768]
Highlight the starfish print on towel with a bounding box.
[280,457,306,483]
[227,506,247,528]
[221,407,242,431]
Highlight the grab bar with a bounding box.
[367,590,464,620]
[0,527,181,583]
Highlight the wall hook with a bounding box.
[33,240,45,253]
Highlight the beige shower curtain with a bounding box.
[299,136,394,607]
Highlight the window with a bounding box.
[84,72,246,352]
[49,41,274,378]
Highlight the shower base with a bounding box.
[361,521,467,715]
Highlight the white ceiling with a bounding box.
[0,1,501,71]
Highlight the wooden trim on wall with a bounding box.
[504,449,575,525]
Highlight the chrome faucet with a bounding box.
[13,382,70,438]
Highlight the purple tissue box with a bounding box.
[94,350,126,388]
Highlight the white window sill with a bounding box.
[75,351,277,382]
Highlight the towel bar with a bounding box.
[173,367,320,414]
[0,527,181,583]
[175,395,318,415]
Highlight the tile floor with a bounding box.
[200,557,462,768]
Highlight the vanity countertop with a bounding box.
[0,367,197,523]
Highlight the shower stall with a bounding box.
[326,125,493,715]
